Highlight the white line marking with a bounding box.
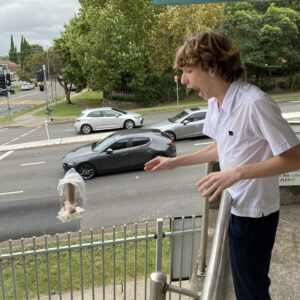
[194,142,213,146]
[11,137,20,142]
[64,129,75,132]
[1,142,9,146]
[21,132,30,137]
[21,161,45,166]
[0,128,8,133]
[0,191,23,196]
[0,151,14,160]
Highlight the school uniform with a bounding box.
[203,80,299,300]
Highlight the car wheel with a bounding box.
[81,124,93,134]
[165,131,176,141]
[124,120,135,129]
[77,163,96,180]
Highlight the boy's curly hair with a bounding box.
[174,31,244,82]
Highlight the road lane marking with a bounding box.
[21,161,45,166]
[194,142,213,146]
[0,151,14,160]
[21,132,30,137]
[64,129,75,132]
[0,128,8,133]
[0,191,23,196]
[11,137,20,142]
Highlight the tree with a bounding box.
[223,2,300,86]
[9,35,18,63]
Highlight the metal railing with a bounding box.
[0,217,201,300]
[150,190,231,300]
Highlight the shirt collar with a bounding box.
[220,80,241,114]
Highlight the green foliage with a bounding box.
[223,1,300,89]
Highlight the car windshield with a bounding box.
[93,135,117,152]
[168,110,189,123]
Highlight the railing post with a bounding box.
[150,271,167,300]
[156,218,163,271]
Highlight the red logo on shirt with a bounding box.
[229,131,233,136]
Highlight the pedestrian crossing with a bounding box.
[0,100,45,104]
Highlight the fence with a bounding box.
[0,217,202,300]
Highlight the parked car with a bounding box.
[74,107,143,134]
[147,107,208,140]
[62,129,176,180]
[0,88,15,96]
[21,82,35,90]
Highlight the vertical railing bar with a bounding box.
[156,218,163,272]
[0,246,7,300]
[56,234,62,300]
[169,217,175,300]
[144,222,148,300]
[33,237,41,300]
[90,229,95,300]
[101,227,105,300]
[134,223,138,300]
[44,235,51,300]
[68,233,73,300]
[190,216,196,279]
[9,240,18,300]
[79,231,84,300]
[113,226,116,300]
[124,224,127,300]
[21,238,29,300]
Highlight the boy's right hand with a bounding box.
[144,156,175,172]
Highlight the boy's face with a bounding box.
[181,66,215,100]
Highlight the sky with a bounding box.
[0,0,81,57]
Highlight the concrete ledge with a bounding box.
[0,132,112,152]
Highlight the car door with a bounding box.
[96,138,130,173]
[100,110,122,129]
[86,110,103,130]
[127,137,152,168]
[178,111,207,138]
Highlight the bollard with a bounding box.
[150,271,167,300]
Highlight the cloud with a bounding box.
[0,0,81,56]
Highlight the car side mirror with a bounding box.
[106,148,113,154]
[183,120,189,125]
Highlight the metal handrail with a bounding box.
[200,190,231,300]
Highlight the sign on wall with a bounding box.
[279,170,300,186]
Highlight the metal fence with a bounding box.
[0,217,201,300]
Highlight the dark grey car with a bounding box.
[62,129,176,180]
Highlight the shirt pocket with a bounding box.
[217,128,249,159]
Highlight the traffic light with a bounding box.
[6,73,11,86]
[36,70,44,82]
[0,74,5,89]
[39,83,44,91]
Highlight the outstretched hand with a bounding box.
[196,168,240,202]
[144,156,175,172]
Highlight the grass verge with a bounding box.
[1,229,170,299]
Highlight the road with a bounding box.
[0,100,299,242]
[0,137,211,241]
[0,83,65,118]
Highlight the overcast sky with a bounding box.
[0,0,81,57]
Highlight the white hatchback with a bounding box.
[74,107,143,134]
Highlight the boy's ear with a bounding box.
[209,67,217,77]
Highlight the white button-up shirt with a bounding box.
[203,80,299,217]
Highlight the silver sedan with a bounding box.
[147,107,207,140]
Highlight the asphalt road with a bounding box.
[0,83,65,118]
[0,136,211,241]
